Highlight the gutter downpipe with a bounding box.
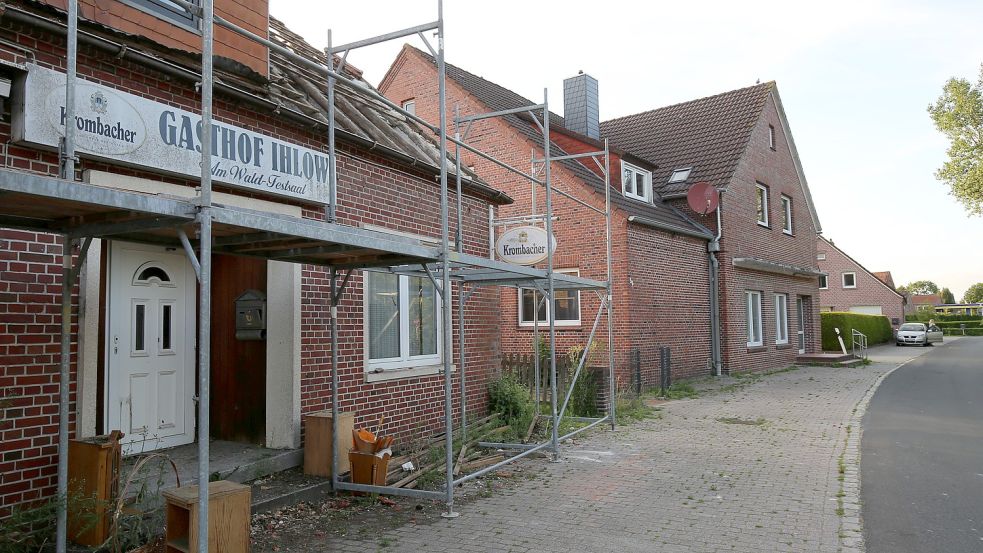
[708,201,723,376]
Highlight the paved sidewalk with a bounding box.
[262,356,934,553]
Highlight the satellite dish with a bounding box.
[686,181,719,215]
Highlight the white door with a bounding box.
[797,297,806,354]
[107,242,196,454]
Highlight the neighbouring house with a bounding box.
[600,82,824,373]
[907,294,942,314]
[381,46,717,390]
[816,237,906,327]
[933,303,983,316]
[0,1,508,514]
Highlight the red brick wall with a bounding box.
[380,46,713,391]
[40,0,270,77]
[0,22,498,513]
[669,92,822,372]
[817,239,905,328]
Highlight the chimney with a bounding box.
[563,71,599,139]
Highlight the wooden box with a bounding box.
[348,450,391,486]
[303,411,354,477]
[68,432,122,547]
[163,481,250,553]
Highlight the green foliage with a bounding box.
[899,280,940,295]
[566,342,602,417]
[906,312,982,322]
[665,382,699,400]
[928,64,983,216]
[487,372,533,426]
[964,282,983,304]
[941,287,956,304]
[821,312,893,350]
[0,491,100,553]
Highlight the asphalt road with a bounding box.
[862,337,983,553]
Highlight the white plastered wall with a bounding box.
[78,170,303,448]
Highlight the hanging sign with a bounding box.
[495,225,556,266]
[12,64,330,205]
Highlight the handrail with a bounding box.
[851,329,868,360]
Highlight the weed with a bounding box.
[716,417,767,426]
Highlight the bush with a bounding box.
[821,312,893,350]
[906,312,982,323]
[488,372,533,425]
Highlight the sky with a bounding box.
[272,0,983,300]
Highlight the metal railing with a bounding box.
[851,329,868,360]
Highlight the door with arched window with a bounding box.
[107,242,196,453]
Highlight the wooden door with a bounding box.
[210,255,267,444]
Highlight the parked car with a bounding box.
[896,323,943,347]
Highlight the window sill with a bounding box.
[746,345,767,353]
[782,230,793,236]
[518,322,581,329]
[843,286,857,290]
[775,343,792,350]
[365,364,456,383]
[756,222,770,229]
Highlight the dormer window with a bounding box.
[622,162,652,202]
[668,168,692,184]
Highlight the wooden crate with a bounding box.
[162,481,250,553]
[68,431,122,547]
[303,411,354,477]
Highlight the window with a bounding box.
[817,252,826,261]
[622,162,652,202]
[668,167,692,183]
[842,272,857,289]
[781,195,793,234]
[402,99,416,115]
[365,272,441,372]
[755,183,769,226]
[122,0,197,30]
[746,291,763,347]
[819,275,828,289]
[519,269,581,327]
[775,293,789,345]
[768,125,776,150]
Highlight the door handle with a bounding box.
[113,335,119,355]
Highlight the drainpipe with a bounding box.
[708,201,723,376]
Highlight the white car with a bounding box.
[896,323,943,347]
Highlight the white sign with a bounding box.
[495,226,556,266]
[13,64,330,204]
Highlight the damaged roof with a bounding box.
[400,45,712,239]
[600,82,774,197]
[265,18,509,204]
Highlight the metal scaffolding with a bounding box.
[1,1,617,551]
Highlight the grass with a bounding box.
[664,382,700,399]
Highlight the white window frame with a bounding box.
[819,275,828,289]
[780,195,793,235]
[817,252,826,261]
[746,291,763,347]
[402,99,416,115]
[842,272,857,289]
[755,183,769,227]
[768,124,776,150]
[363,271,444,379]
[775,293,789,345]
[518,269,582,327]
[120,0,198,31]
[622,162,652,203]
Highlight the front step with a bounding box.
[796,352,864,368]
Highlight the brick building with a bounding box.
[817,237,906,327]
[600,82,824,372]
[0,0,507,513]
[381,46,717,390]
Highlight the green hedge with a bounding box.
[821,312,893,351]
[935,321,983,329]
[941,327,983,336]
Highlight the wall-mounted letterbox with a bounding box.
[235,289,266,341]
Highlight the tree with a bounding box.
[900,280,940,295]
[940,287,955,304]
[964,283,983,304]
[928,65,983,216]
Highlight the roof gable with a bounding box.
[600,83,773,196]
[392,45,712,239]
[819,236,904,299]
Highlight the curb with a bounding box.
[836,357,915,553]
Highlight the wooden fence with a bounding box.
[501,353,574,403]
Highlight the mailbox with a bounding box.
[234,289,266,340]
